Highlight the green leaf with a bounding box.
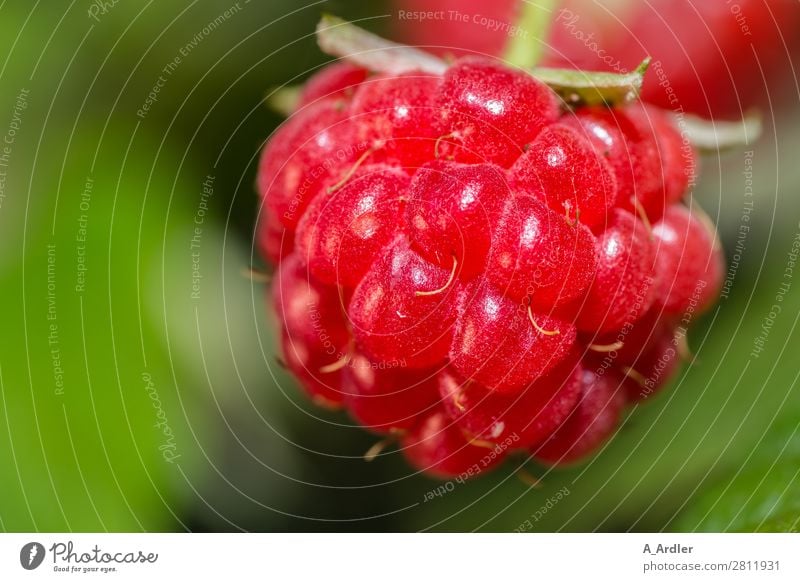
[672,411,800,532]
[755,511,800,533]
[530,58,651,106]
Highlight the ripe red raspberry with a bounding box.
[259,99,361,230]
[563,103,696,223]
[343,353,439,434]
[438,357,582,447]
[587,309,683,402]
[509,123,618,230]
[621,329,682,402]
[350,72,442,168]
[295,163,409,287]
[651,205,724,317]
[257,210,293,265]
[449,283,577,393]
[257,26,726,478]
[435,57,560,167]
[401,409,507,478]
[406,160,511,279]
[486,194,597,309]
[573,209,657,333]
[348,235,460,369]
[297,61,369,108]
[532,364,627,465]
[272,255,350,407]
[272,255,350,359]
[280,330,346,408]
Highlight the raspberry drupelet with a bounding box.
[257,32,724,478]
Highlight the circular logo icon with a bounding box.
[20,542,45,570]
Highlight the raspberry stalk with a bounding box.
[502,0,559,69]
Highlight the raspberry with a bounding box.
[257,210,293,265]
[348,236,460,369]
[280,331,345,408]
[509,123,618,230]
[436,57,560,167]
[586,307,684,402]
[406,160,511,279]
[564,104,696,223]
[573,209,656,333]
[259,99,362,230]
[296,163,409,287]
[343,353,439,434]
[350,72,441,168]
[647,107,697,206]
[532,365,627,465]
[438,357,582,447]
[651,205,724,317]
[401,409,506,478]
[272,255,350,407]
[257,23,727,478]
[273,257,349,407]
[562,107,661,218]
[297,61,368,108]
[272,254,350,357]
[621,329,682,402]
[449,283,577,393]
[486,194,597,308]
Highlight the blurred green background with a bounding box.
[0,0,797,532]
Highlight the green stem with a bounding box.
[503,0,559,69]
